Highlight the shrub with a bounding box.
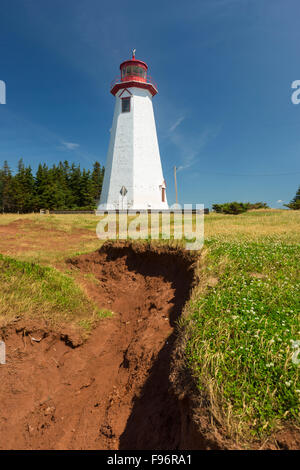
[212,202,269,215]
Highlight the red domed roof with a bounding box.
[119,50,148,70]
[110,50,158,97]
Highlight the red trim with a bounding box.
[119,88,133,97]
[121,96,131,113]
[111,80,158,97]
[120,59,148,71]
[122,75,146,84]
[111,75,158,90]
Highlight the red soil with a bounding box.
[0,241,298,450]
[0,243,196,450]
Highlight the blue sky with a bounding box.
[0,0,300,208]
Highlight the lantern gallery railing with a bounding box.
[110,75,158,92]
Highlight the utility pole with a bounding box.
[174,166,178,205]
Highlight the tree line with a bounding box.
[0,159,105,212]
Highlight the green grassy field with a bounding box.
[180,210,300,442]
[0,209,299,444]
[184,239,299,440]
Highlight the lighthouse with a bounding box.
[99,51,168,210]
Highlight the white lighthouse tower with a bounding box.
[99,51,168,210]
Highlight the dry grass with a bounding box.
[1,209,298,249]
[204,210,300,243]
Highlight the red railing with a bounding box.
[110,75,158,91]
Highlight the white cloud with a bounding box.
[61,141,80,150]
[169,116,185,133]
[277,199,284,203]
[169,125,222,173]
[177,162,194,172]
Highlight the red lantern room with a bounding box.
[110,50,158,97]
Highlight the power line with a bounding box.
[163,167,300,177]
[199,171,300,177]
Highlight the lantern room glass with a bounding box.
[121,66,146,79]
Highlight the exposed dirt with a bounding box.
[0,242,199,450]
[0,241,298,450]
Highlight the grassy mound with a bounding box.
[0,254,107,330]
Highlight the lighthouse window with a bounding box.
[122,97,131,113]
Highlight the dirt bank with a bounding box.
[1,241,297,450]
[0,242,200,450]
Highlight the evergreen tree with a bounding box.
[23,166,36,211]
[1,161,15,212]
[13,158,25,212]
[0,167,4,211]
[35,163,53,209]
[0,159,104,212]
[13,159,36,212]
[285,186,300,210]
[50,162,72,209]
[91,161,104,205]
[69,163,82,208]
[79,169,95,209]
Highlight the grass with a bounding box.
[0,209,299,443]
[0,254,108,331]
[0,213,98,231]
[204,210,300,243]
[0,213,103,264]
[182,212,300,443]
